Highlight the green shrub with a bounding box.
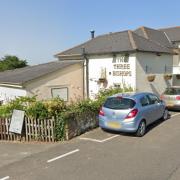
[0,87,133,140]
[26,101,48,119]
[54,114,66,141]
[0,96,37,117]
[44,98,66,116]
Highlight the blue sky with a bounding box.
[0,0,179,65]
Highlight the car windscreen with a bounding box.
[103,97,136,110]
[164,88,180,95]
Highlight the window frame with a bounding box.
[147,94,160,105]
[51,87,69,102]
[140,96,150,107]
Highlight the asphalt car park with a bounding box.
[0,110,180,180]
[80,110,180,142]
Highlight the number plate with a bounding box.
[107,122,121,129]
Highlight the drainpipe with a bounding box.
[85,56,89,98]
[82,48,89,98]
[82,61,85,99]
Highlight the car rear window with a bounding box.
[103,97,136,110]
[164,88,180,95]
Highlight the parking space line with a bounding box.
[79,137,102,143]
[101,135,119,142]
[79,135,119,143]
[0,176,10,180]
[171,113,180,117]
[47,149,79,163]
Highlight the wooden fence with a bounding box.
[0,117,55,142]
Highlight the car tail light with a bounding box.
[160,94,164,100]
[99,107,105,116]
[176,96,180,100]
[126,109,138,119]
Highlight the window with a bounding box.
[164,87,180,95]
[113,83,121,88]
[51,87,68,101]
[104,97,136,110]
[147,94,160,105]
[140,96,149,106]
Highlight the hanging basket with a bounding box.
[98,78,107,83]
[147,75,156,82]
[164,74,172,80]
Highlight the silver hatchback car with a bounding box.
[161,87,180,110]
[99,92,168,137]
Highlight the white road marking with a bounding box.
[171,113,180,117]
[0,176,10,180]
[79,135,119,143]
[79,112,180,143]
[79,137,103,143]
[101,135,119,142]
[47,149,79,163]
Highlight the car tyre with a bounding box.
[136,120,146,137]
[162,108,169,120]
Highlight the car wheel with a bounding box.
[136,120,146,137]
[162,108,169,120]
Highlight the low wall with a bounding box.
[65,111,98,140]
[0,112,99,142]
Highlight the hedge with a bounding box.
[0,87,133,141]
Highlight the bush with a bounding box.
[0,87,133,140]
[0,96,36,117]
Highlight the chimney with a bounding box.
[90,30,95,39]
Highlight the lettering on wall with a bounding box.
[112,55,132,76]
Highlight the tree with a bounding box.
[0,55,28,72]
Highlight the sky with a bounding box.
[0,0,180,65]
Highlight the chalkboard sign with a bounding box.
[9,110,25,134]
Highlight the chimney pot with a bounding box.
[90,30,95,39]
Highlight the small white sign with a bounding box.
[9,110,25,134]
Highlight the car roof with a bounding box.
[166,86,180,89]
[109,92,153,100]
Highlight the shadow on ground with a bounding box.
[101,113,173,137]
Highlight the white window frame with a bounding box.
[51,87,68,101]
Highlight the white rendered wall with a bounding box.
[136,52,173,95]
[0,86,27,103]
[88,54,136,99]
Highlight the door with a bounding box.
[140,95,154,125]
[147,94,164,122]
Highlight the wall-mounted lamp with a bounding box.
[112,54,116,63]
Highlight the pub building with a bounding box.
[56,26,180,99]
[0,26,179,103]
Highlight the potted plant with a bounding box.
[98,67,107,83]
[98,78,107,83]
[164,74,172,80]
[147,74,156,82]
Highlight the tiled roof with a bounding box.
[57,31,134,56]
[0,60,82,85]
[160,26,180,42]
[130,31,172,53]
[56,29,173,59]
[134,26,173,48]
